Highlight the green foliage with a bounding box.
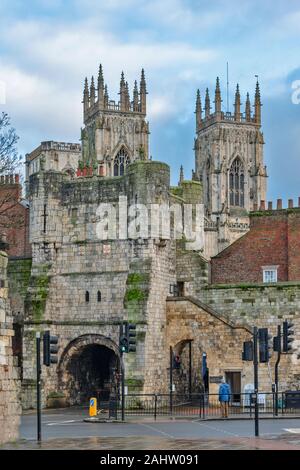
[125,288,145,302]
[29,274,50,320]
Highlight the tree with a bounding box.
[0,112,23,243]
[0,112,21,175]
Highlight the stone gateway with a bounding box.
[5,66,300,409]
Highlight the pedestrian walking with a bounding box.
[219,378,231,418]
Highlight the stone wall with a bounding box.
[22,160,177,407]
[200,283,300,390]
[0,251,21,443]
[166,297,253,394]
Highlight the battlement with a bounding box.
[0,174,20,185]
[26,141,81,162]
[252,198,300,213]
[83,64,147,123]
[195,77,262,132]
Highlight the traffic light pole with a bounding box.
[253,327,259,437]
[36,332,42,442]
[275,324,281,417]
[121,351,125,422]
[169,346,173,415]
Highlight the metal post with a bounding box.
[121,352,125,422]
[36,332,42,442]
[275,325,281,417]
[188,340,192,399]
[253,326,259,437]
[154,394,157,421]
[169,346,173,415]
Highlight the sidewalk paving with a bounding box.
[2,433,300,450]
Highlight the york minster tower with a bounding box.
[195,78,268,257]
[81,65,149,177]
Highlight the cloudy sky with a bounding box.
[0,0,299,202]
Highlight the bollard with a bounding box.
[89,397,97,417]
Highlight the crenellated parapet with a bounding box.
[195,77,262,132]
[83,65,148,123]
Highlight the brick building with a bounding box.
[211,200,300,284]
[0,174,31,258]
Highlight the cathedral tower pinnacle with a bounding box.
[80,65,149,177]
[194,76,267,257]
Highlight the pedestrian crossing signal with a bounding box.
[43,331,59,366]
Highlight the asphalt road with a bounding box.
[21,408,300,441]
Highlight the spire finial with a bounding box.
[140,68,147,114]
[214,76,222,115]
[119,71,126,111]
[97,64,104,108]
[90,75,95,105]
[234,83,241,121]
[133,80,139,112]
[254,76,262,125]
[179,165,184,185]
[205,88,211,118]
[83,77,89,116]
[245,92,251,121]
[195,89,202,131]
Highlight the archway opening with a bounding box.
[66,344,119,405]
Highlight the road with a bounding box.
[20,407,300,441]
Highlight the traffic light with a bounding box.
[283,320,294,353]
[242,341,253,361]
[258,328,272,363]
[119,323,136,353]
[43,331,59,366]
[127,323,136,353]
[119,323,128,353]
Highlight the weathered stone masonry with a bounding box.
[0,250,21,443]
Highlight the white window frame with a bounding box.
[262,266,278,283]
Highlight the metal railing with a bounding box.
[107,392,300,420]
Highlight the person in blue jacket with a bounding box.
[219,378,231,418]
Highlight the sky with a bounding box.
[0,0,299,202]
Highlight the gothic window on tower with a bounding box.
[229,157,244,207]
[113,147,130,176]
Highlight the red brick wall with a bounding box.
[288,212,300,281]
[211,210,300,284]
[0,178,31,258]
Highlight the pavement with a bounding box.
[2,408,300,450]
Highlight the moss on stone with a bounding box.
[124,288,145,302]
[27,273,51,321]
[8,258,32,295]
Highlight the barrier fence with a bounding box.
[106,391,300,419]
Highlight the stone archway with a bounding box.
[172,339,198,396]
[58,334,120,406]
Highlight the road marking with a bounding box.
[137,423,175,439]
[192,421,241,438]
[283,428,300,434]
[46,420,81,426]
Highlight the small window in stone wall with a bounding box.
[97,291,101,302]
[85,291,90,302]
[0,279,5,288]
[71,208,78,218]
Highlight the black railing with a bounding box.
[106,392,300,419]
